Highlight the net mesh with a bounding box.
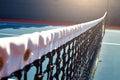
[1,20,105,80]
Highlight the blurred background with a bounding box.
[0,0,119,26]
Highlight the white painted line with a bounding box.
[106,30,120,33]
[0,33,17,36]
[102,42,120,46]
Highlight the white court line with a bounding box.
[102,42,120,46]
[106,30,120,33]
[0,33,18,36]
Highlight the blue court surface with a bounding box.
[0,22,62,38]
[94,29,120,80]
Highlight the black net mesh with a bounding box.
[1,20,105,80]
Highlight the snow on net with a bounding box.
[0,12,107,78]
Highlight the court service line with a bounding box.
[102,42,120,46]
[0,33,18,36]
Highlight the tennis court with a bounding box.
[94,29,120,80]
[1,20,119,80]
